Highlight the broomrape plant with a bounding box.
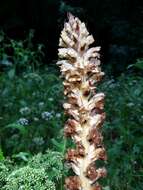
[57,14,107,190]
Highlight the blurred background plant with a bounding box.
[1,150,65,190]
[0,30,44,77]
[100,75,143,190]
[0,0,143,189]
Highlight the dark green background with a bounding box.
[0,0,143,74]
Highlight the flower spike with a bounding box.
[57,13,107,190]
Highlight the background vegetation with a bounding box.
[0,1,143,190]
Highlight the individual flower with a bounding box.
[41,111,52,121]
[17,118,29,126]
[38,102,44,108]
[33,117,39,121]
[55,113,61,118]
[48,98,54,102]
[19,107,31,115]
[127,102,134,107]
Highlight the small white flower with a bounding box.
[56,113,61,118]
[19,107,30,115]
[17,118,29,126]
[38,102,44,108]
[127,102,134,107]
[41,111,52,120]
[48,98,54,101]
[32,92,36,96]
[1,60,12,66]
[33,117,39,121]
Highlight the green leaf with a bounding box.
[134,59,143,70]
[12,152,30,162]
[0,148,4,161]
[103,187,111,190]
[7,68,15,79]
[6,123,27,135]
[51,138,66,152]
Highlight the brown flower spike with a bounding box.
[57,13,107,190]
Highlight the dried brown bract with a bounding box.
[65,176,81,190]
[57,13,107,190]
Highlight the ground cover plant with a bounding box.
[0,28,143,190]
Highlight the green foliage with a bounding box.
[134,58,143,70]
[0,148,4,161]
[0,30,44,75]
[0,162,9,188]
[12,152,31,162]
[100,75,143,190]
[2,166,55,190]
[0,30,143,190]
[1,0,143,75]
[0,159,14,188]
[0,69,64,155]
[0,150,64,190]
[1,66,143,189]
[28,150,64,182]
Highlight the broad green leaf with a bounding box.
[0,148,4,161]
[6,123,27,135]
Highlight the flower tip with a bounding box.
[67,12,74,20]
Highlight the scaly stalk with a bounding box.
[57,13,107,190]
